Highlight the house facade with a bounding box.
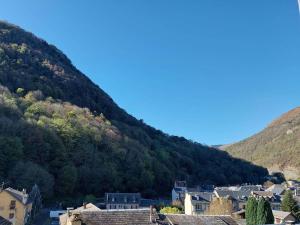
[0,188,32,225]
[184,192,214,215]
[105,193,141,210]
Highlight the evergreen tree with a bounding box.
[281,190,299,217]
[256,198,274,225]
[246,197,258,225]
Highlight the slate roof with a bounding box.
[4,187,30,205]
[190,192,214,202]
[215,186,261,201]
[105,193,141,204]
[77,209,157,225]
[163,214,238,225]
[0,216,11,225]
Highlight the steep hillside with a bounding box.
[225,108,300,180]
[0,21,267,199]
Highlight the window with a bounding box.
[10,200,16,210]
[9,213,14,219]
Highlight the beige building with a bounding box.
[0,188,32,225]
[184,192,213,215]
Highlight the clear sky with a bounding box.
[1,0,300,145]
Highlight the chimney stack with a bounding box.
[83,202,87,209]
[67,207,74,217]
[150,205,155,223]
[22,189,28,204]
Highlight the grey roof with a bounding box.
[105,193,141,204]
[4,187,29,205]
[215,186,261,201]
[191,192,214,202]
[77,209,157,225]
[0,216,11,225]
[163,214,238,225]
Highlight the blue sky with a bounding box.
[1,0,300,145]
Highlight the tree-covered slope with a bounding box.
[0,21,267,199]
[225,107,300,180]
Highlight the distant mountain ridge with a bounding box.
[0,21,267,199]
[224,107,300,180]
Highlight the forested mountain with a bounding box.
[225,107,300,180]
[0,21,267,200]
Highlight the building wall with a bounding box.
[0,191,31,225]
[184,193,193,215]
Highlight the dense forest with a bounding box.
[0,21,268,200]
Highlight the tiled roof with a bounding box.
[164,214,238,225]
[105,193,141,204]
[0,216,11,225]
[4,187,29,205]
[77,209,157,225]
